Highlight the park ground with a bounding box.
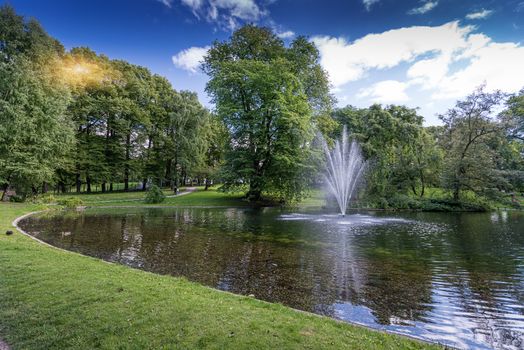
[0,189,441,350]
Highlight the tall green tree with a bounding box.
[439,86,506,201]
[0,5,74,199]
[203,25,332,201]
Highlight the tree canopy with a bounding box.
[203,25,332,201]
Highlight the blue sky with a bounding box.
[4,0,524,125]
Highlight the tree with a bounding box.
[502,88,524,142]
[439,86,506,201]
[203,25,332,201]
[333,104,440,201]
[498,89,524,193]
[0,5,74,199]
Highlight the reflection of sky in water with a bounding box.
[20,208,524,350]
[279,213,409,225]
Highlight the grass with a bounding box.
[0,202,438,349]
[80,187,249,207]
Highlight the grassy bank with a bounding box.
[0,203,438,349]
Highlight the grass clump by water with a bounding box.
[0,202,439,349]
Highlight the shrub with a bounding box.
[144,185,165,204]
[9,195,25,203]
[32,194,57,204]
[375,197,389,209]
[387,194,417,210]
[57,197,84,208]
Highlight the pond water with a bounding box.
[19,207,524,349]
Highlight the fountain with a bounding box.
[322,126,366,215]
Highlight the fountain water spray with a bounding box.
[322,126,366,216]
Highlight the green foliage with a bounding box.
[0,6,74,200]
[204,25,332,202]
[438,86,507,201]
[144,185,165,204]
[32,194,57,204]
[56,197,84,208]
[333,104,441,201]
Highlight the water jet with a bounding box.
[322,126,366,215]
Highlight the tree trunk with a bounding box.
[205,178,210,191]
[453,186,460,201]
[76,172,81,193]
[1,183,9,202]
[165,159,172,188]
[142,136,152,192]
[124,133,131,192]
[59,181,66,194]
[42,181,48,194]
[102,182,106,193]
[86,175,92,193]
[173,152,179,190]
[110,183,113,192]
[248,172,263,202]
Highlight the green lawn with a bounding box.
[56,187,323,208]
[0,202,439,349]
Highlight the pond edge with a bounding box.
[11,209,448,350]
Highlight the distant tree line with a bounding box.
[1,6,523,208]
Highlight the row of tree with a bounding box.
[1,6,222,200]
[1,6,523,206]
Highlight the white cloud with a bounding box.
[181,0,203,9]
[357,80,410,103]
[362,0,380,11]
[158,0,174,7]
[215,0,264,21]
[465,9,493,20]
[178,0,266,27]
[172,46,210,73]
[408,1,438,15]
[432,41,524,99]
[276,30,295,39]
[313,21,471,87]
[314,21,524,106]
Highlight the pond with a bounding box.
[19,207,524,350]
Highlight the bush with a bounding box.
[9,195,25,203]
[144,185,165,204]
[387,194,417,210]
[32,194,57,204]
[57,197,84,208]
[375,197,389,209]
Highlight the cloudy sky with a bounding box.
[6,0,524,124]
